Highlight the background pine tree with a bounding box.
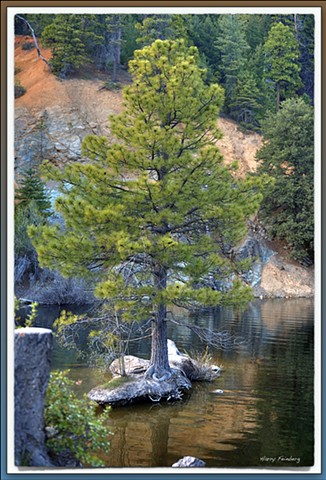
[263,22,302,110]
[256,97,314,264]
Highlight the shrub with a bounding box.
[101,81,121,91]
[44,370,112,467]
[14,81,26,98]
[22,41,35,50]
[187,347,222,382]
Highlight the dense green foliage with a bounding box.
[16,13,314,120]
[44,370,111,466]
[41,15,100,76]
[214,15,250,110]
[15,168,52,215]
[256,98,314,263]
[15,170,52,283]
[136,14,188,46]
[29,39,265,374]
[263,22,302,110]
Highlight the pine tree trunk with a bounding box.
[149,264,171,377]
[276,82,280,111]
[112,21,121,83]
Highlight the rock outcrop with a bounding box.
[91,340,221,407]
[14,327,53,466]
[109,340,221,382]
[88,369,192,407]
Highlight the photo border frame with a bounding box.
[1,1,325,479]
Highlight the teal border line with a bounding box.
[1,1,324,479]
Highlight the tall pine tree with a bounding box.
[214,15,250,113]
[42,15,90,77]
[263,22,302,110]
[30,40,263,378]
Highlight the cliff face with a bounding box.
[14,36,314,298]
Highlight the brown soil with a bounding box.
[15,35,126,122]
[216,117,262,177]
[15,35,261,172]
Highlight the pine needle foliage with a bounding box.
[263,22,302,110]
[30,40,265,375]
[257,97,314,263]
[15,168,52,216]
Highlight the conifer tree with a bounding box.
[214,15,250,112]
[184,14,221,83]
[15,169,52,281]
[257,98,314,263]
[228,70,261,130]
[263,22,302,110]
[30,40,263,378]
[41,14,100,77]
[15,168,52,216]
[296,14,314,104]
[242,14,272,50]
[136,15,187,47]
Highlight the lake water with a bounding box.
[33,298,314,468]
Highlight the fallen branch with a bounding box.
[16,15,51,69]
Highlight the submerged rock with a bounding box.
[172,456,206,467]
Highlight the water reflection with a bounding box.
[32,299,314,468]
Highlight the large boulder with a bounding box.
[15,327,53,466]
[110,355,150,376]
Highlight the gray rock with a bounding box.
[172,456,206,467]
[109,340,220,382]
[110,355,150,376]
[15,327,53,466]
[88,369,191,407]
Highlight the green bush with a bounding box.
[22,41,35,50]
[14,81,26,98]
[44,370,112,467]
[101,80,121,91]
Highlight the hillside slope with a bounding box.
[14,36,314,298]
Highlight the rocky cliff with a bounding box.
[14,36,314,298]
